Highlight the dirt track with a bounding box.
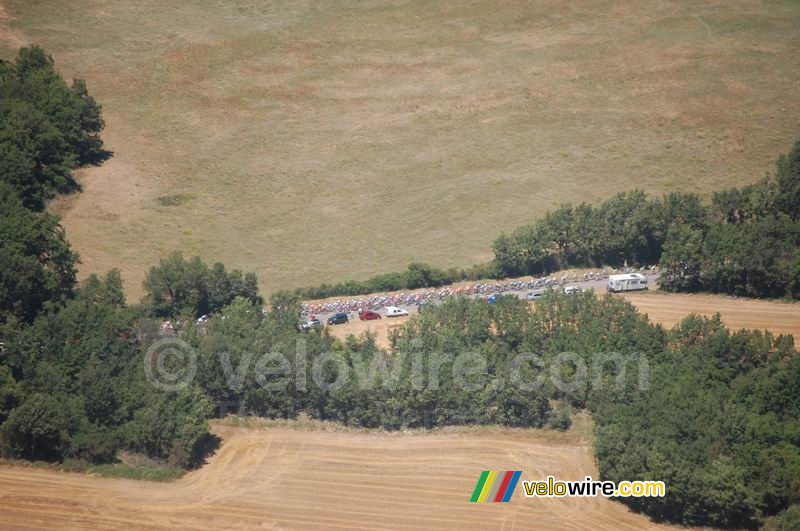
[0,422,673,530]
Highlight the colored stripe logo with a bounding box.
[470,471,521,502]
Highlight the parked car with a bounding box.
[385,306,409,318]
[301,318,322,332]
[527,290,544,300]
[564,286,581,295]
[359,310,382,321]
[327,312,349,325]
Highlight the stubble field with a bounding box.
[0,420,676,530]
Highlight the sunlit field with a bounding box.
[0,420,672,530]
[2,0,798,297]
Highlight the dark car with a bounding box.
[359,310,382,321]
[327,312,349,325]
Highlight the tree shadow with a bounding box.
[80,148,114,167]
[59,177,83,195]
[192,433,222,470]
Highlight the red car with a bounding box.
[359,310,382,321]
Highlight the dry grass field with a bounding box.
[1,0,799,298]
[0,419,677,530]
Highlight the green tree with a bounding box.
[763,505,800,530]
[405,262,449,289]
[143,252,207,317]
[0,46,106,209]
[775,140,800,220]
[659,224,705,292]
[143,252,262,318]
[1,393,82,460]
[0,365,20,425]
[0,183,77,324]
[79,269,125,308]
[492,385,551,427]
[123,386,214,468]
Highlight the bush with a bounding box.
[1,393,81,461]
[763,505,800,531]
[547,403,573,431]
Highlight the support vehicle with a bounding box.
[359,310,382,321]
[385,306,409,318]
[327,312,349,325]
[607,273,648,292]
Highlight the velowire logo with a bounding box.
[469,471,522,503]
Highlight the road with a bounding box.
[317,280,800,351]
[311,273,658,325]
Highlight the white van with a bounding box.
[385,306,409,318]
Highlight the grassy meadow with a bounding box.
[1,0,798,298]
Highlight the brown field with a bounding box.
[1,0,799,299]
[327,291,800,348]
[328,315,410,349]
[619,291,800,346]
[0,419,676,530]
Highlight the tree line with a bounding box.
[494,142,800,299]
[0,48,261,469]
[0,217,269,468]
[289,262,496,300]
[181,294,570,432]
[593,313,798,528]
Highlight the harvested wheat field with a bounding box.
[0,420,674,530]
[1,0,799,298]
[327,316,409,349]
[619,292,800,346]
